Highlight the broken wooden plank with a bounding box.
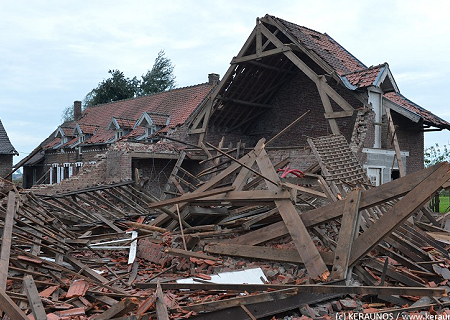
[349,162,450,266]
[0,287,28,320]
[362,259,425,287]
[282,182,328,199]
[331,188,361,280]
[189,284,341,320]
[204,243,334,265]
[155,280,169,320]
[183,288,298,313]
[91,211,123,233]
[148,186,235,209]
[190,190,291,206]
[206,141,279,187]
[128,230,138,264]
[0,191,15,292]
[242,208,279,230]
[265,110,311,146]
[62,255,127,294]
[386,107,405,177]
[229,164,443,246]
[23,275,47,320]
[136,294,156,316]
[134,283,445,296]
[95,297,140,320]
[122,221,166,234]
[151,139,265,227]
[256,148,329,279]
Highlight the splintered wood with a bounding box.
[0,134,450,319]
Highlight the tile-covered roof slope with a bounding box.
[114,118,135,129]
[273,16,366,75]
[385,92,450,129]
[271,15,450,129]
[0,119,18,155]
[45,83,214,148]
[342,63,387,88]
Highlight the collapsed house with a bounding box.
[2,135,450,319]
[4,14,450,320]
[22,15,450,192]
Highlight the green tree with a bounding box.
[424,143,450,167]
[139,50,176,96]
[61,50,176,122]
[61,104,74,123]
[84,69,139,108]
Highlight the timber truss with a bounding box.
[189,15,356,143]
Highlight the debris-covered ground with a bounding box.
[1,134,450,319]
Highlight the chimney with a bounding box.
[208,73,220,85]
[74,100,82,121]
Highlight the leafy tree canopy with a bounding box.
[61,50,176,122]
[84,69,139,108]
[424,143,450,167]
[139,50,176,96]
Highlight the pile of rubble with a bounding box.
[1,134,450,319]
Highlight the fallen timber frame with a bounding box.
[134,283,445,296]
[228,163,448,247]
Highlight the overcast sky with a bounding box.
[1,0,450,164]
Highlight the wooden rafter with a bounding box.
[190,17,355,143]
[385,107,405,177]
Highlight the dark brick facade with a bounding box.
[0,154,13,180]
[391,111,424,174]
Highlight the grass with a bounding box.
[439,195,450,213]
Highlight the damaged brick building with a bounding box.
[6,14,450,319]
[21,14,450,193]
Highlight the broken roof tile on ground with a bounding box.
[1,134,450,319]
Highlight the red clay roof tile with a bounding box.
[44,83,213,149]
[271,15,449,129]
[342,64,386,88]
[114,117,136,129]
[385,92,450,129]
[273,16,366,75]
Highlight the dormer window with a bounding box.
[72,123,98,146]
[145,126,156,138]
[107,117,133,142]
[54,125,75,148]
[134,111,170,142]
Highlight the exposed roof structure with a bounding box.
[42,83,214,150]
[191,14,450,134]
[272,15,450,130]
[0,119,18,155]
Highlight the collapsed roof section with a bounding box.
[189,14,450,137]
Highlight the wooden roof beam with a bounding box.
[232,46,292,64]
[216,96,273,109]
[247,60,297,74]
[261,15,336,77]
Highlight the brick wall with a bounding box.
[391,111,424,174]
[133,158,176,198]
[0,155,12,181]
[31,154,108,195]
